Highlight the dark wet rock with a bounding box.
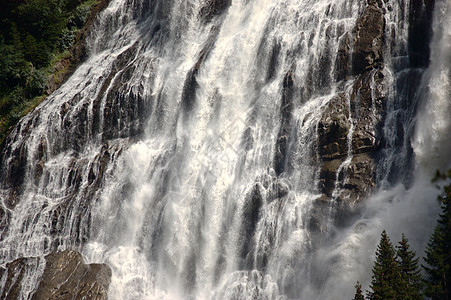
[266,178,290,203]
[316,0,390,216]
[274,135,289,175]
[350,70,386,155]
[335,32,351,81]
[317,69,386,224]
[319,153,375,205]
[0,257,42,299]
[0,113,38,190]
[274,179,290,199]
[181,68,200,112]
[100,43,150,142]
[240,183,264,268]
[308,195,333,232]
[351,1,385,75]
[0,206,11,241]
[4,142,27,191]
[340,154,375,200]
[274,70,295,175]
[69,0,111,70]
[32,250,111,300]
[33,137,47,185]
[408,0,435,67]
[199,0,232,23]
[181,26,221,114]
[241,127,254,152]
[266,41,281,82]
[378,68,423,186]
[51,143,121,248]
[0,250,111,300]
[239,174,291,267]
[318,159,342,198]
[102,85,147,141]
[317,93,350,161]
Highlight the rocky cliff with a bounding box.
[315,0,435,226]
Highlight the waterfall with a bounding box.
[0,0,449,299]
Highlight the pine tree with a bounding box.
[423,171,451,300]
[367,230,401,299]
[353,281,365,300]
[396,234,423,299]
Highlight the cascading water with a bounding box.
[0,0,449,299]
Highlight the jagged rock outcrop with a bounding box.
[33,250,111,300]
[315,0,434,227]
[351,0,385,75]
[0,250,111,300]
[316,0,387,225]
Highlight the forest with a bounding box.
[0,0,98,146]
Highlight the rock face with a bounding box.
[314,0,436,227]
[0,250,111,300]
[351,1,385,75]
[0,257,42,299]
[316,0,387,226]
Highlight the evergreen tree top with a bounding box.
[353,281,365,300]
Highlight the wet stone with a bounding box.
[32,250,111,300]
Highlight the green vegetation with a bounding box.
[354,170,451,299]
[353,282,365,300]
[368,231,404,299]
[423,170,451,300]
[396,234,423,299]
[353,231,422,299]
[0,0,99,148]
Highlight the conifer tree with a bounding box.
[367,230,401,299]
[423,170,451,300]
[396,234,423,299]
[353,281,365,300]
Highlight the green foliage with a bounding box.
[367,230,402,299]
[14,0,67,46]
[359,231,423,300]
[0,0,100,148]
[353,282,365,300]
[0,39,31,90]
[356,172,451,299]
[396,234,423,299]
[72,5,91,28]
[423,170,451,300]
[22,34,51,67]
[57,27,77,51]
[26,69,47,97]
